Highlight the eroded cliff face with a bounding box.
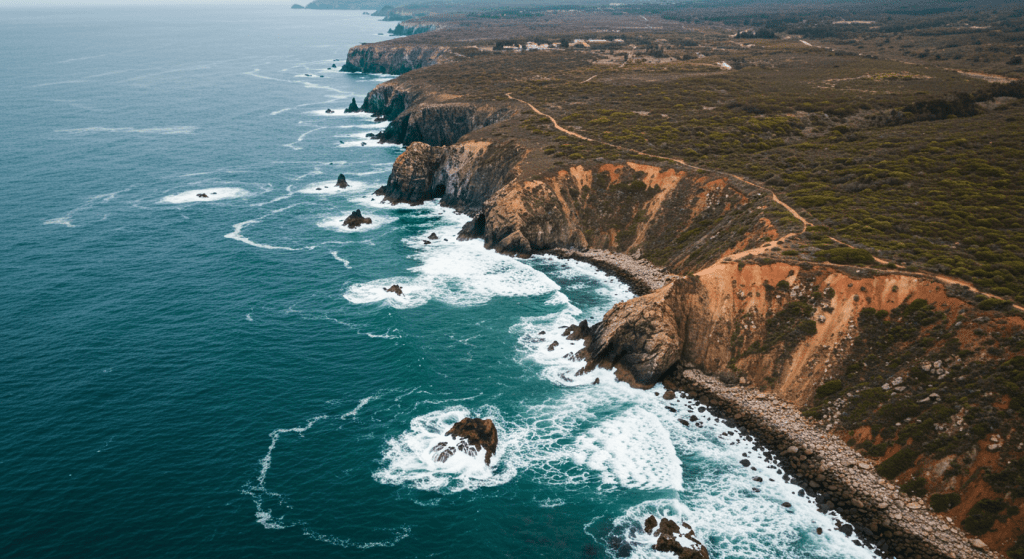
[586,261,981,400]
[341,43,451,75]
[377,139,525,214]
[472,163,779,270]
[361,82,516,146]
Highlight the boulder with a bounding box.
[335,173,348,188]
[432,418,498,465]
[342,209,372,229]
[344,98,360,113]
[197,193,208,198]
[325,108,334,114]
[428,232,439,240]
[384,284,403,296]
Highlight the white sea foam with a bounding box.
[343,205,559,309]
[44,217,75,228]
[572,407,682,491]
[302,526,411,549]
[161,187,249,204]
[373,405,519,493]
[317,213,394,234]
[270,108,292,116]
[328,250,351,268]
[245,397,373,530]
[56,126,196,135]
[225,217,313,251]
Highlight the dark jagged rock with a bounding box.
[439,417,498,465]
[384,284,403,296]
[197,193,208,198]
[646,517,710,559]
[644,515,658,535]
[342,209,372,229]
[344,98,360,113]
[325,108,334,114]
[428,232,438,240]
[335,173,348,188]
[562,320,590,341]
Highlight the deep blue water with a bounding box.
[0,6,877,558]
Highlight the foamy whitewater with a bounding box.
[1,6,877,558]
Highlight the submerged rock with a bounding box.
[335,173,348,188]
[342,209,372,229]
[431,417,498,465]
[384,284,403,296]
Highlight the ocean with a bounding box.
[0,5,877,558]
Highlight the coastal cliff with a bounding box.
[355,37,1021,556]
[342,43,451,75]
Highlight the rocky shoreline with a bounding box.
[663,367,995,559]
[547,248,677,296]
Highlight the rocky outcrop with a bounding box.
[342,209,372,228]
[384,284,403,296]
[431,417,498,465]
[344,98,360,113]
[341,43,451,75]
[376,140,525,214]
[644,516,709,559]
[379,101,515,146]
[376,142,446,204]
[335,173,348,187]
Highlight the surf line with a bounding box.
[244,396,374,530]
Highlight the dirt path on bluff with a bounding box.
[508,92,1023,311]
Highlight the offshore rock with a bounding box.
[341,43,451,75]
[644,517,710,559]
[436,417,498,465]
[335,173,348,188]
[344,98,360,113]
[342,209,372,229]
[384,284,403,296]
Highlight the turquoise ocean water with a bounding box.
[0,6,877,558]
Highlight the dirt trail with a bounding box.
[508,92,1023,312]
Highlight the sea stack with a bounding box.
[345,98,360,113]
[335,173,348,188]
[342,209,371,229]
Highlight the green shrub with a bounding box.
[816,379,844,398]
[978,298,1012,311]
[962,499,1018,535]
[901,477,927,497]
[876,446,920,479]
[930,493,962,513]
[815,247,876,265]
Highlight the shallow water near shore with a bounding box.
[1,6,877,558]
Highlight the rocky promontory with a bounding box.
[341,43,451,75]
